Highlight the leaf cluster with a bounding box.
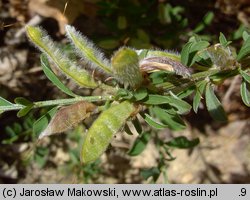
[0,25,250,182]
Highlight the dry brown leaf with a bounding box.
[39,101,96,139]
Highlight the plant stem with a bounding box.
[0,95,114,112]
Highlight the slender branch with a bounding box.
[0,95,114,112]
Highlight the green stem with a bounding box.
[157,69,221,90]
[0,95,114,112]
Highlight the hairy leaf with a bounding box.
[112,47,143,88]
[65,25,112,75]
[139,56,190,78]
[26,26,97,88]
[81,101,136,164]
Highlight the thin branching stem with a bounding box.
[0,95,114,112]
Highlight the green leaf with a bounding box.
[14,97,33,106]
[237,37,250,61]
[181,42,193,66]
[0,97,13,106]
[240,80,250,107]
[193,80,207,113]
[140,167,160,182]
[0,97,13,114]
[124,123,134,135]
[240,70,250,84]
[65,25,112,75]
[112,47,143,88]
[128,131,151,156]
[181,40,210,66]
[33,107,58,138]
[143,94,191,115]
[81,101,136,164]
[143,94,173,105]
[193,11,214,33]
[116,88,134,100]
[132,116,143,134]
[117,16,127,30]
[152,106,186,131]
[205,83,227,122]
[219,32,231,47]
[165,136,200,149]
[144,113,168,129]
[133,88,148,101]
[169,92,192,114]
[40,54,77,97]
[242,31,250,41]
[26,26,97,88]
[177,85,195,99]
[17,105,33,117]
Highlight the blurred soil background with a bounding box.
[0,0,250,183]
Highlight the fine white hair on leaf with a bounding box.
[111,47,143,88]
[135,48,181,62]
[26,25,97,88]
[65,25,112,76]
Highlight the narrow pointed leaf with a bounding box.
[33,107,58,138]
[140,167,160,182]
[219,32,231,47]
[128,131,151,156]
[181,41,210,66]
[237,37,250,61]
[143,94,191,114]
[205,83,227,121]
[39,101,96,139]
[0,97,13,106]
[144,113,168,129]
[181,42,193,66]
[26,26,97,88]
[14,97,33,106]
[240,80,250,107]
[40,54,77,97]
[65,25,112,75]
[17,105,33,117]
[193,80,207,113]
[152,106,186,131]
[124,123,134,135]
[133,88,148,101]
[165,136,200,149]
[169,92,192,114]
[242,31,250,41]
[240,70,250,84]
[0,97,13,114]
[132,116,142,134]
